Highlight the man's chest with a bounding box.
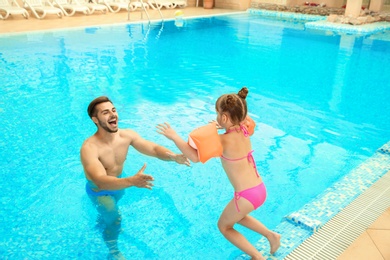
[98,143,130,166]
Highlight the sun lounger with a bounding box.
[99,0,128,13]
[172,0,186,7]
[51,0,90,16]
[23,0,63,19]
[0,0,29,19]
[148,0,186,9]
[73,0,107,14]
[100,0,147,13]
[130,0,148,10]
[147,0,174,10]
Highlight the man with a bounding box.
[80,96,189,259]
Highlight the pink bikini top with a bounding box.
[221,124,259,177]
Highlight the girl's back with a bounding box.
[220,128,262,192]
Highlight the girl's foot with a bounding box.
[251,254,266,260]
[268,232,281,254]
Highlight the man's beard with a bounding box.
[98,118,118,133]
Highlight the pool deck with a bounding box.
[338,207,390,260]
[1,6,389,259]
[0,7,242,34]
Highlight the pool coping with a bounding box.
[284,170,390,259]
[248,9,390,35]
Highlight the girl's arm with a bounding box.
[156,123,200,163]
[128,129,190,166]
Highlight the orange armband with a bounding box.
[244,116,256,136]
[188,122,223,163]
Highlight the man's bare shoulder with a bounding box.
[118,128,141,140]
[81,135,99,152]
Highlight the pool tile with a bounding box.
[248,9,390,36]
[306,20,390,35]
[248,9,326,22]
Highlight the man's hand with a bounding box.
[167,152,191,166]
[129,164,154,189]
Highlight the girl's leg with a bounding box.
[217,199,265,260]
[238,215,281,254]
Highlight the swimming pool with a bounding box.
[1,12,390,259]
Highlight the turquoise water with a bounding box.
[1,13,390,259]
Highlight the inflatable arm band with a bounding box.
[187,116,256,163]
[244,115,256,136]
[188,122,223,163]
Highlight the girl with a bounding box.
[156,87,280,259]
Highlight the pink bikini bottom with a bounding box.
[234,182,266,212]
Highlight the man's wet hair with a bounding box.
[87,96,113,118]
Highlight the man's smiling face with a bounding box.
[94,102,119,133]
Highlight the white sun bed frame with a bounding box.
[0,0,29,19]
[23,0,63,19]
[50,0,90,16]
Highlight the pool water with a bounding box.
[1,13,390,259]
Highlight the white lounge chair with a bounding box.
[99,0,127,12]
[23,0,63,19]
[0,0,29,19]
[147,0,174,10]
[73,0,107,14]
[99,0,146,13]
[130,0,148,10]
[51,0,90,16]
[172,0,186,7]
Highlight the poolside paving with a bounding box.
[0,7,241,34]
[1,6,389,259]
[338,207,390,260]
